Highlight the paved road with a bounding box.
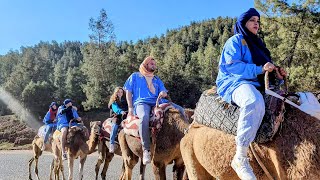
[0,150,173,180]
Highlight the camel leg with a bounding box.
[95,141,106,180]
[139,160,146,180]
[28,157,34,180]
[180,132,212,180]
[101,151,114,180]
[34,156,40,180]
[53,157,60,180]
[68,155,74,180]
[79,154,87,180]
[29,141,42,180]
[50,159,54,180]
[172,159,185,180]
[152,161,166,180]
[118,131,138,180]
[119,160,126,180]
[59,158,65,180]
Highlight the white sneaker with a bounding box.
[109,144,115,153]
[143,150,151,165]
[231,156,256,180]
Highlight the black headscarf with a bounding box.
[234,8,275,88]
[234,8,272,66]
[61,105,74,122]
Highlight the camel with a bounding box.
[51,124,89,180]
[28,125,65,180]
[180,105,320,180]
[87,121,145,180]
[118,108,194,180]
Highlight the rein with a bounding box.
[250,144,274,180]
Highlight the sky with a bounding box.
[0,0,255,55]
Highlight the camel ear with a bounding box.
[90,121,101,128]
[90,121,94,128]
[69,127,76,133]
[70,126,81,132]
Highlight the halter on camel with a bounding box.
[250,71,320,180]
[264,71,320,120]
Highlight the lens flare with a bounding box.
[0,87,41,129]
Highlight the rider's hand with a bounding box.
[275,66,287,80]
[159,91,167,99]
[263,62,275,73]
[121,111,126,115]
[128,107,134,116]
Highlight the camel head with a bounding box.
[184,108,194,124]
[90,121,101,135]
[87,121,102,154]
[67,125,89,155]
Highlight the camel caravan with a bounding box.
[28,83,320,180]
[27,53,320,180]
[28,77,320,180]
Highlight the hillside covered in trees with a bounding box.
[0,0,319,121]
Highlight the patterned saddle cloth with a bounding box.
[37,125,46,138]
[37,125,55,140]
[99,117,119,141]
[193,87,285,143]
[121,103,174,138]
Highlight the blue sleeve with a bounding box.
[43,111,51,124]
[220,38,263,79]
[111,102,124,115]
[72,109,79,119]
[157,77,168,93]
[123,73,135,93]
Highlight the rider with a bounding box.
[42,102,58,151]
[108,87,128,153]
[215,8,287,180]
[124,56,186,165]
[57,99,81,160]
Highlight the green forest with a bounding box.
[0,0,319,119]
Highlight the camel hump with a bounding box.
[193,89,286,144]
[52,130,61,141]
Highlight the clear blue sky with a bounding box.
[0,0,254,55]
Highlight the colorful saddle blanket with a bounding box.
[121,103,174,138]
[99,117,118,140]
[193,87,285,143]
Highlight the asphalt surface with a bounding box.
[0,150,173,180]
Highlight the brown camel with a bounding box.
[119,108,194,180]
[87,121,145,180]
[51,125,89,180]
[28,126,65,180]
[180,105,320,180]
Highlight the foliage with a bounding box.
[0,3,319,116]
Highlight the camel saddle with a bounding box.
[37,125,47,139]
[121,103,174,138]
[193,87,285,143]
[99,117,118,141]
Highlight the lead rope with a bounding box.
[249,143,274,180]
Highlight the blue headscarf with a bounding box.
[49,102,57,108]
[234,8,271,66]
